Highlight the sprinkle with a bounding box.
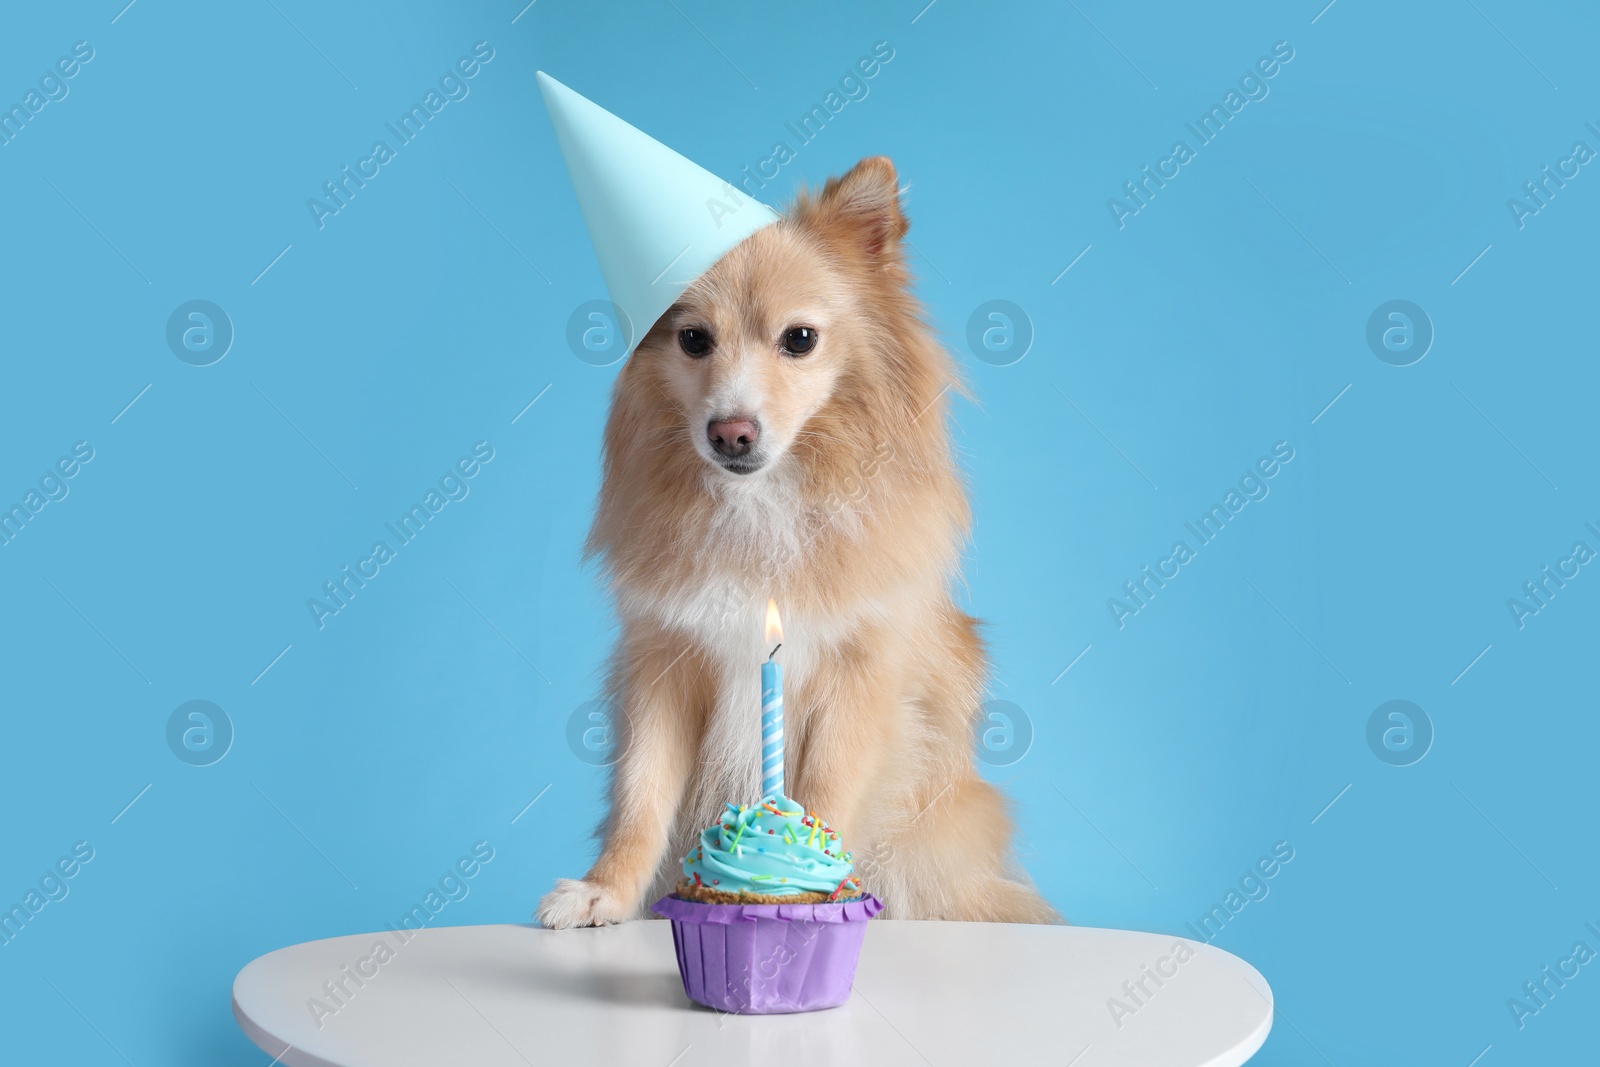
[763,802,785,817]
[692,872,703,887]
[767,828,775,834]
[827,876,853,901]
[751,874,772,881]
[783,825,796,844]
[712,879,719,884]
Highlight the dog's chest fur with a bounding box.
[623,468,867,828]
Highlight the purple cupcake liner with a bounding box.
[652,894,883,1014]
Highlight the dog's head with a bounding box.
[633,156,913,478]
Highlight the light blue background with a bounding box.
[2,1,1596,1063]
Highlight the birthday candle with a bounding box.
[761,599,784,799]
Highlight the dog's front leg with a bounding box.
[537,634,703,929]
[788,641,897,839]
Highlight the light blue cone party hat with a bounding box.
[537,72,780,356]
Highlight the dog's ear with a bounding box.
[812,156,907,258]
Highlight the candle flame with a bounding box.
[765,598,783,645]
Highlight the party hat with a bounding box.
[537,72,780,356]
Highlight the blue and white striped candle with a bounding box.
[761,599,784,799]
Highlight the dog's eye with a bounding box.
[782,326,817,356]
[678,327,712,358]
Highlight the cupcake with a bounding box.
[652,794,882,1013]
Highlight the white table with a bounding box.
[234,921,1272,1066]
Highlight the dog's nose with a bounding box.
[707,418,759,458]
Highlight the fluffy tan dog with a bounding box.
[538,157,1058,928]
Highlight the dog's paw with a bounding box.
[536,878,633,929]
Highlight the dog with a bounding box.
[537,157,1058,928]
